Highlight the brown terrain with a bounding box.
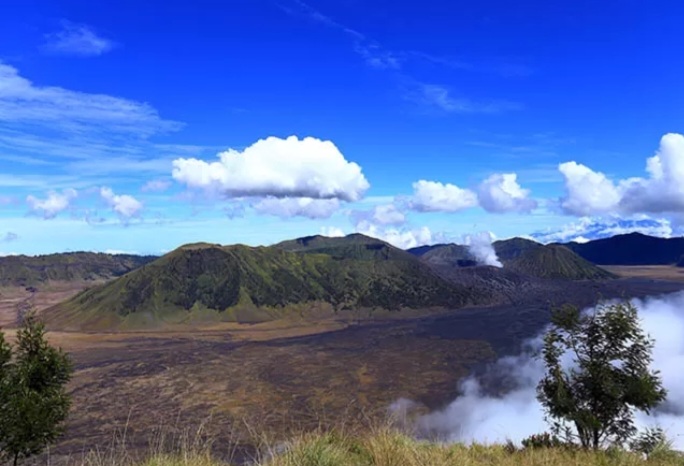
[601,265,684,282]
[1,270,684,463]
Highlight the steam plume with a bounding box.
[462,231,502,267]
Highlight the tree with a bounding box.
[0,314,73,466]
[536,300,667,450]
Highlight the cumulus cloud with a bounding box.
[355,220,437,249]
[1,232,18,242]
[409,180,478,212]
[558,162,621,216]
[401,292,684,449]
[100,187,143,220]
[252,197,340,219]
[320,226,345,237]
[141,179,172,193]
[352,203,406,226]
[26,188,77,219]
[560,133,684,217]
[172,136,369,202]
[477,173,537,213]
[532,216,675,244]
[43,21,115,57]
[408,175,535,214]
[461,231,502,267]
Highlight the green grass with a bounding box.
[63,428,684,466]
[45,242,492,330]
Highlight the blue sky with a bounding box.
[1,0,683,255]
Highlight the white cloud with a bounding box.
[409,174,535,214]
[477,173,537,213]
[100,187,143,220]
[43,22,115,57]
[560,133,684,216]
[352,203,406,226]
[102,249,140,255]
[172,136,369,202]
[558,161,621,216]
[406,292,684,449]
[409,180,478,212]
[141,179,172,193]
[532,216,675,244]
[320,226,345,237]
[0,62,180,136]
[355,220,435,249]
[26,188,77,219]
[252,197,339,219]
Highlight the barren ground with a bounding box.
[1,274,683,464]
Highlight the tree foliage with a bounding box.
[0,315,73,465]
[537,300,667,449]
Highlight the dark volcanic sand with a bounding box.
[48,278,684,464]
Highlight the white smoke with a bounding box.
[399,292,684,449]
[462,231,502,267]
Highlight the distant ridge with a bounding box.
[410,237,612,280]
[0,252,157,287]
[506,244,615,280]
[274,233,416,261]
[561,232,684,265]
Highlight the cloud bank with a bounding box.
[560,133,684,216]
[532,216,675,244]
[401,292,684,449]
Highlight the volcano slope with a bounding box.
[44,238,494,331]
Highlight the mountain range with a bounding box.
[0,252,157,287]
[559,232,684,265]
[3,232,681,331]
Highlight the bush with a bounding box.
[0,314,73,466]
[629,427,671,457]
[521,432,565,450]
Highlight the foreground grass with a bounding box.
[100,429,684,466]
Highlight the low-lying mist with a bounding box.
[392,291,684,449]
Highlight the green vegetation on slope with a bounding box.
[0,252,157,287]
[46,242,491,330]
[493,237,543,261]
[507,245,616,280]
[274,233,416,261]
